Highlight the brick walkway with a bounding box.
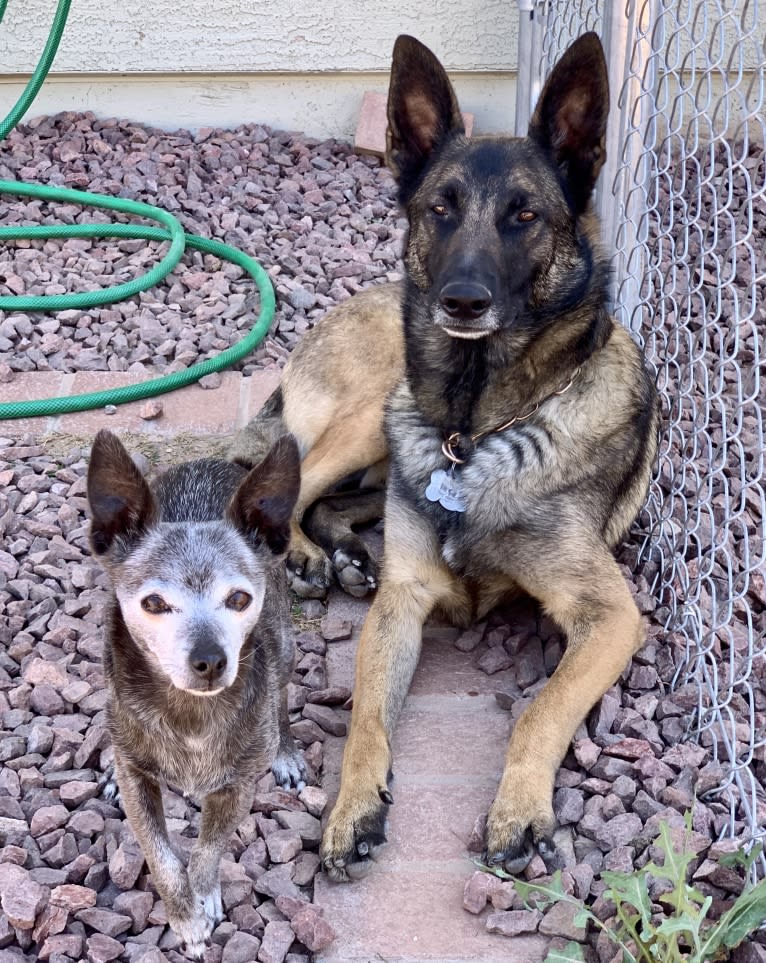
[1,369,548,962]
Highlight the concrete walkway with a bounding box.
[1,368,548,963]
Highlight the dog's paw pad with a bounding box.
[286,551,333,600]
[332,547,377,599]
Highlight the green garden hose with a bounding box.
[0,0,275,419]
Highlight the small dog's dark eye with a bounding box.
[141,594,171,614]
[518,210,537,222]
[432,204,448,216]
[226,591,252,612]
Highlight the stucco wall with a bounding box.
[3,0,519,73]
[0,0,518,137]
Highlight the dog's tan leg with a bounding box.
[287,418,388,598]
[187,781,254,931]
[321,499,469,881]
[113,754,211,958]
[484,541,643,873]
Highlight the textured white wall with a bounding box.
[1,0,518,72]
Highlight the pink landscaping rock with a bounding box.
[476,647,513,675]
[265,830,303,864]
[297,785,327,817]
[300,703,347,736]
[222,931,263,963]
[39,933,84,960]
[463,871,494,914]
[76,907,133,937]
[289,906,335,952]
[0,863,48,929]
[319,615,352,641]
[539,901,587,940]
[109,839,145,889]
[30,804,70,837]
[486,908,543,936]
[257,920,295,963]
[113,889,155,932]
[50,882,97,912]
[86,932,124,962]
[273,811,322,847]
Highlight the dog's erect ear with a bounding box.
[386,35,464,194]
[87,429,157,557]
[528,32,609,213]
[227,434,300,556]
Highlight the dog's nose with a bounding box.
[189,644,227,683]
[439,281,493,321]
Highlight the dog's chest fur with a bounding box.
[385,378,572,568]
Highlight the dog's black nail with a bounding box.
[537,837,555,857]
[379,788,394,805]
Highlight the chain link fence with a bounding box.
[517,0,765,873]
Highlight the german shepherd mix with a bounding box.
[87,430,306,956]
[230,32,659,881]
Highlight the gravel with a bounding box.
[0,112,402,377]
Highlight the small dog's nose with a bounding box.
[439,281,493,321]
[189,644,227,683]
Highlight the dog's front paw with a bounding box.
[272,744,308,791]
[332,540,377,598]
[286,546,333,599]
[320,786,391,882]
[168,896,216,961]
[484,773,557,875]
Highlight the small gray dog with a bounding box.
[87,429,306,957]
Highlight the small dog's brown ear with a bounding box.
[386,34,464,196]
[227,434,301,556]
[87,430,157,557]
[528,31,609,213]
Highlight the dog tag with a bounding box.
[425,468,467,512]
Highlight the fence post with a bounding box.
[515,0,545,136]
[597,2,655,333]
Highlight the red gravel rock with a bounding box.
[319,615,352,641]
[50,882,97,911]
[258,920,295,963]
[289,905,335,952]
[486,909,542,936]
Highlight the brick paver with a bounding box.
[316,591,549,962]
[0,369,279,437]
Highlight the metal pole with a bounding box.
[598,1,656,332]
[515,0,546,136]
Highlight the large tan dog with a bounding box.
[230,32,659,880]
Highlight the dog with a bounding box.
[87,430,306,956]
[229,31,659,882]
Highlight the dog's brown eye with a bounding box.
[518,210,537,222]
[432,204,448,216]
[226,591,252,612]
[141,594,171,614]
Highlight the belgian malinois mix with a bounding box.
[87,431,306,955]
[230,32,659,880]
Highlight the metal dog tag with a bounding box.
[425,468,467,512]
